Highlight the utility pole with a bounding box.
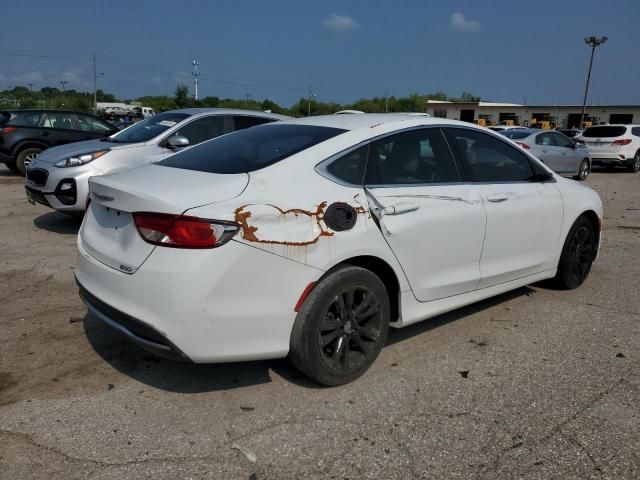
[580,35,607,129]
[307,85,316,116]
[245,93,251,102]
[93,53,97,114]
[28,83,33,92]
[192,60,200,100]
[59,80,68,92]
[384,90,389,113]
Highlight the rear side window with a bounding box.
[535,132,556,146]
[159,124,346,174]
[582,126,627,137]
[233,115,273,131]
[325,145,368,185]
[501,130,533,140]
[5,111,41,126]
[366,128,459,185]
[445,127,536,182]
[632,127,640,137]
[41,112,75,130]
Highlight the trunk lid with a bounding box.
[81,164,248,273]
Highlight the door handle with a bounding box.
[382,202,420,216]
[542,149,548,153]
[40,131,50,136]
[487,193,509,203]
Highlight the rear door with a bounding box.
[38,112,85,146]
[531,131,563,171]
[444,127,563,288]
[365,127,486,302]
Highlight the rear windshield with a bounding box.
[500,129,533,140]
[106,112,190,143]
[582,126,627,138]
[159,124,346,174]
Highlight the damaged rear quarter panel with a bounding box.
[184,157,410,291]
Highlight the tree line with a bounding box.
[0,84,480,116]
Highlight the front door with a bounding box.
[444,127,563,288]
[365,127,486,302]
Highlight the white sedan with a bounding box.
[75,114,603,385]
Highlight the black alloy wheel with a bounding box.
[290,266,390,386]
[556,216,597,289]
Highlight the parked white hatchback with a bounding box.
[25,108,289,213]
[577,124,640,172]
[76,114,603,385]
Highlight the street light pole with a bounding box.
[59,80,68,92]
[93,53,97,114]
[580,35,607,129]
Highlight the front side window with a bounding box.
[40,112,75,130]
[445,127,536,182]
[76,114,114,134]
[553,132,573,148]
[233,115,273,131]
[171,115,226,145]
[159,124,346,174]
[110,112,190,143]
[366,128,459,185]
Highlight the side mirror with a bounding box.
[166,135,189,149]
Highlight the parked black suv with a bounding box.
[0,110,117,174]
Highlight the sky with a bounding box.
[1,0,639,107]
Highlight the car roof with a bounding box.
[163,108,290,120]
[1,109,101,116]
[584,124,638,128]
[276,113,472,131]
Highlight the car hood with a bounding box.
[33,139,144,164]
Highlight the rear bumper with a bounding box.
[78,280,191,361]
[591,157,635,166]
[75,235,322,363]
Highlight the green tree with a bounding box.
[174,84,190,109]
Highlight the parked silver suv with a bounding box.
[25,108,290,213]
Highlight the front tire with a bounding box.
[574,159,590,181]
[555,216,597,289]
[289,266,390,386]
[628,152,640,173]
[16,147,43,175]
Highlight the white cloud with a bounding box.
[450,12,481,33]
[323,14,359,33]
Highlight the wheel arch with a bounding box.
[12,140,49,157]
[322,255,402,325]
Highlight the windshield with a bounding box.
[159,124,346,174]
[108,112,190,143]
[582,126,627,138]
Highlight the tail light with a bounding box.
[0,126,17,135]
[515,142,530,149]
[133,212,239,249]
[612,139,632,146]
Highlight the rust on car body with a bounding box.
[233,201,368,247]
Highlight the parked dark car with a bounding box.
[0,110,117,174]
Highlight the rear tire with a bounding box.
[16,147,43,175]
[555,216,597,289]
[289,266,390,386]
[628,152,640,173]
[574,159,590,181]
